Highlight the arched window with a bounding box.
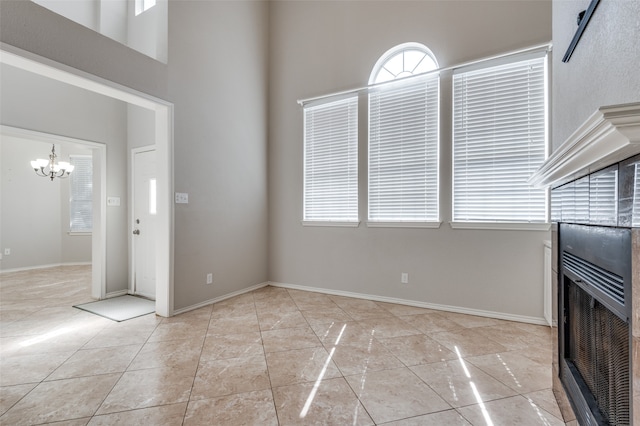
[368,43,440,225]
[369,42,438,84]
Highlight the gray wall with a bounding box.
[0,1,270,311]
[268,0,553,320]
[168,1,269,309]
[0,136,92,270]
[552,0,640,150]
[1,137,62,269]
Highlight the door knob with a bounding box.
[133,229,140,235]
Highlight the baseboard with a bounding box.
[268,281,548,326]
[172,281,270,316]
[106,289,129,298]
[0,262,91,274]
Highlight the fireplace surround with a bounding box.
[529,102,640,425]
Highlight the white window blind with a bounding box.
[303,96,358,222]
[452,54,547,223]
[368,74,440,222]
[69,155,93,232]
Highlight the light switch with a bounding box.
[107,197,121,206]
[175,192,189,204]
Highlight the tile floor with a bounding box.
[0,266,569,425]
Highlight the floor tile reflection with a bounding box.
[0,266,567,425]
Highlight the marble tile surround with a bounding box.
[0,266,567,425]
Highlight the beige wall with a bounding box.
[552,0,640,150]
[268,0,553,321]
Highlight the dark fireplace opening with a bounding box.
[559,224,632,426]
[564,278,630,424]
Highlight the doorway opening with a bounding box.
[0,44,174,316]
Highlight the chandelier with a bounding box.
[31,144,75,181]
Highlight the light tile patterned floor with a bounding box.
[0,266,568,425]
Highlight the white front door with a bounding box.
[132,148,156,299]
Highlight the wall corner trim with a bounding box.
[171,281,269,316]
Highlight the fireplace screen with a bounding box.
[566,280,630,425]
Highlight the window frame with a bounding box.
[135,0,157,16]
[450,51,550,231]
[68,154,93,234]
[302,95,360,227]
[367,43,441,227]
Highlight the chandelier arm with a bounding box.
[34,167,48,178]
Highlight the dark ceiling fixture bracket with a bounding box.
[562,0,601,63]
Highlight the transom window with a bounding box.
[370,42,438,84]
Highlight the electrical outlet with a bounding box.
[401,272,409,284]
[175,192,189,204]
[206,273,213,285]
[4,248,10,256]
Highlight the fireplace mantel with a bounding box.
[529,102,640,188]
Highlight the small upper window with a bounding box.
[135,0,157,16]
[370,42,438,84]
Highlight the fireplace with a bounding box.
[559,223,632,425]
[528,103,640,425]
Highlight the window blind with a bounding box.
[452,54,547,223]
[368,74,440,222]
[69,155,93,232]
[303,96,358,222]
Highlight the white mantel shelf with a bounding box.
[529,102,640,188]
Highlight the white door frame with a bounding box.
[0,43,175,317]
[130,145,156,297]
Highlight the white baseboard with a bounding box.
[269,281,548,326]
[0,262,91,274]
[105,289,129,298]
[172,281,270,316]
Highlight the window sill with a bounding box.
[301,221,360,228]
[367,221,442,229]
[67,231,92,236]
[449,222,551,231]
